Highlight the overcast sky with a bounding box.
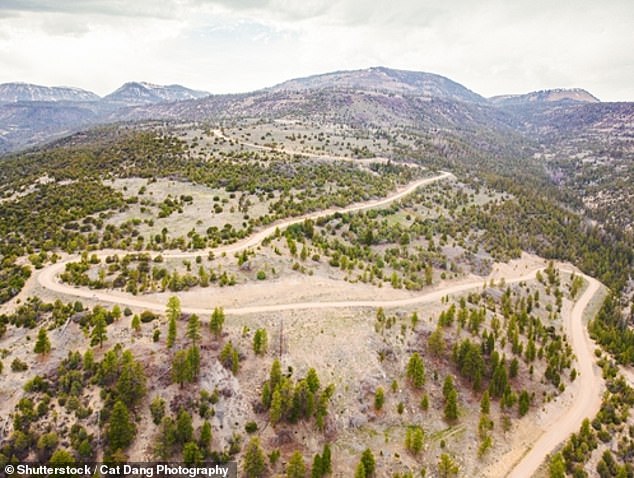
[0,0,632,101]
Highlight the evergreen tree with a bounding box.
[243,437,267,478]
[311,454,323,478]
[354,462,366,478]
[131,315,141,334]
[154,417,176,460]
[210,307,225,339]
[360,449,376,477]
[172,350,191,387]
[518,390,530,417]
[548,452,566,478]
[405,426,424,455]
[34,327,51,355]
[115,350,147,407]
[253,328,268,355]
[166,296,180,348]
[186,314,201,345]
[91,312,107,348]
[219,341,240,375]
[489,362,508,398]
[406,352,426,389]
[306,368,320,393]
[374,387,385,411]
[175,409,194,445]
[166,296,181,321]
[443,377,458,422]
[438,453,459,477]
[199,420,212,456]
[49,449,76,466]
[150,396,166,425]
[287,451,307,478]
[187,345,201,380]
[183,442,202,465]
[480,391,491,415]
[167,315,177,349]
[321,443,332,475]
[270,388,283,425]
[428,326,445,357]
[108,400,135,452]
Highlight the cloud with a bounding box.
[0,0,631,100]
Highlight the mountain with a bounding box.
[490,88,600,106]
[102,82,209,105]
[0,81,210,152]
[269,66,486,104]
[0,68,628,156]
[0,82,100,103]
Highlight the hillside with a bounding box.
[268,66,487,103]
[0,89,633,476]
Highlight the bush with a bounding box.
[11,358,28,372]
[140,310,158,323]
[256,271,266,280]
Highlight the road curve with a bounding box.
[38,171,453,294]
[507,273,604,478]
[34,167,604,476]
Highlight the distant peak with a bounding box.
[490,88,600,106]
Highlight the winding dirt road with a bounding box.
[31,168,606,476]
[507,274,604,477]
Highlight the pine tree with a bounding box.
[175,409,193,445]
[405,426,424,455]
[166,296,180,348]
[210,307,225,339]
[286,451,306,478]
[116,350,147,407]
[518,390,530,417]
[360,449,375,477]
[167,315,177,349]
[480,391,490,415]
[166,296,181,321]
[374,387,385,411]
[354,462,366,478]
[311,454,323,478]
[253,328,268,355]
[406,352,426,389]
[321,443,332,475]
[172,350,191,387]
[243,437,267,478]
[183,441,202,465]
[270,388,283,425]
[187,346,200,380]
[108,400,135,452]
[186,314,201,345]
[219,341,240,375]
[438,453,459,478]
[91,312,107,348]
[199,421,212,456]
[34,327,51,355]
[131,315,141,334]
[548,452,566,478]
[428,326,445,357]
[306,368,320,393]
[443,376,458,422]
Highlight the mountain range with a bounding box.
[0,67,628,154]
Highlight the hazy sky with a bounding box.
[0,0,632,101]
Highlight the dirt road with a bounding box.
[30,167,606,476]
[506,274,604,478]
